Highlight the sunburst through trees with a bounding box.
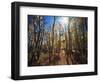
[28,15,88,66]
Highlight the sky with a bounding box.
[28,15,54,32]
[43,16,54,32]
[28,15,87,32]
[28,15,69,32]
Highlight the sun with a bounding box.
[58,17,69,26]
[61,17,69,25]
[58,17,69,31]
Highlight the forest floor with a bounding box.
[29,48,87,66]
[39,49,74,65]
[58,49,73,65]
